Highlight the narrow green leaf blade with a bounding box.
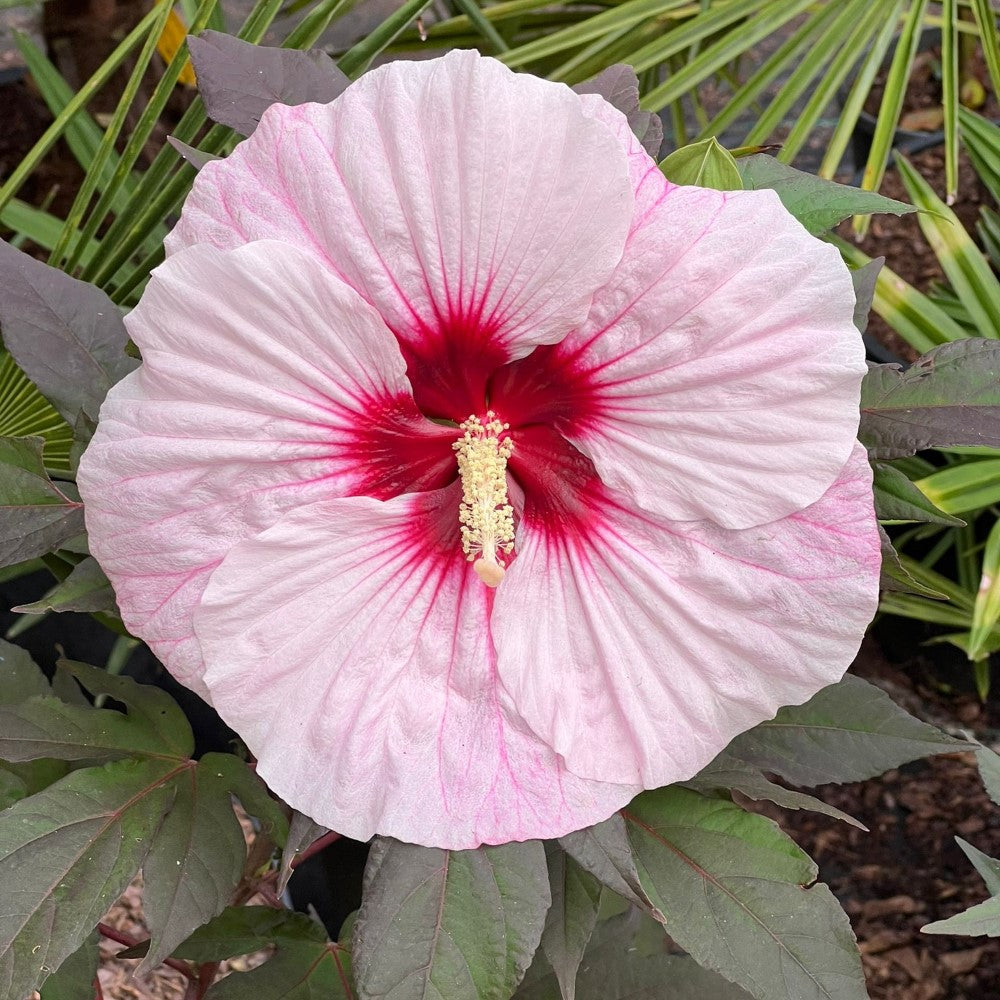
[923,895,1000,937]
[896,154,1000,338]
[956,837,1000,897]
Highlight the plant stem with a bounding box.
[96,923,197,981]
[290,830,343,869]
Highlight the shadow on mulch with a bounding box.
[763,624,1000,1000]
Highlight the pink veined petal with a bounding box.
[575,92,672,221]
[166,50,634,421]
[192,485,637,849]
[493,440,881,787]
[491,186,865,530]
[78,240,454,696]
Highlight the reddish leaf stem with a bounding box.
[196,960,221,1000]
[290,830,342,869]
[96,922,197,981]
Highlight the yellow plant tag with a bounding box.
[157,8,197,87]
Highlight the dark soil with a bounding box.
[836,142,992,364]
[763,625,1000,1000]
[865,45,1000,134]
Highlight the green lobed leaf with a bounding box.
[517,912,752,1000]
[684,752,865,829]
[726,675,963,787]
[850,257,883,335]
[199,751,288,848]
[737,154,913,235]
[623,787,866,1000]
[539,844,601,1000]
[188,30,350,137]
[877,525,948,599]
[121,906,317,962]
[0,637,50,704]
[0,659,194,764]
[571,64,662,159]
[278,810,329,892]
[353,837,550,1000]
[12,556,118,615]
[660,137,742,190]
[167,136,224,171]
[0,757,180,999]
[872,461,964,525]
[922,894,1000,937]
[0,435,84,567]
[38,930,99,1000]
[206,934,354,1000]
[859,340,1000,460]
[138,756,253,973]
[558,814,664,923]
[0,239,136,427]
[956,837,1000,897]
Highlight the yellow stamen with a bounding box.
[453,412,514,587]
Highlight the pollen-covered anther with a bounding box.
[453,412,515,587]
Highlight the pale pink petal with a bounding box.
[193,485,637,849]
[491,187,865,530]
[78,241,453,696]
[493,441,880,787]
[166,50,634,419]
[575,92,671,219]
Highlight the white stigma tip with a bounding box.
[454,411,514,586]
[474,557,506,588]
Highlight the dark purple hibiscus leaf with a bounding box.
[850,256,883,335]
[0,436,84,567]
[168,135,223,171]
[0,239,135,428]
[737,154,914,235]
[859,339,1000,459]
[353,836,550,1000]
[572,65,663,159]
[188,30,350,138]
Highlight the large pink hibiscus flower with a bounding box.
[78,50,881,849]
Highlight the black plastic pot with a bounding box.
[840,28,945,172]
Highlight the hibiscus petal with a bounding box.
[78,240,453,695]
[166,50,634,420]
[193,486,637,849]
[494,186,865,529]
[493,442,880,787]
